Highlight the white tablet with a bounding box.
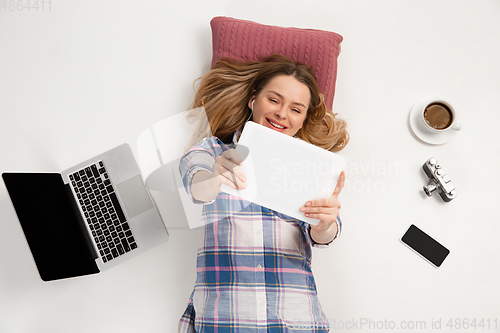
[220,121,346,225]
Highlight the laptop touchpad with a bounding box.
[116,175,153,219]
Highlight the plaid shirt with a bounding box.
[178,130,341,332]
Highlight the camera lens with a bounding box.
[423,184,437,197]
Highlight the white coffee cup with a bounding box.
[417,97,461,133]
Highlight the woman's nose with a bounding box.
[275,106,287,119]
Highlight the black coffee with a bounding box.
[424,103,453,130]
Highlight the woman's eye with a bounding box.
[293,109,301,113]
[269,99,278,104]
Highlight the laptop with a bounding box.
[2,144,169,281]
[220,121,346,225]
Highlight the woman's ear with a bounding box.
[248,96,255,110]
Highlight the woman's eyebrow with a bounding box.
[268,91,307,109]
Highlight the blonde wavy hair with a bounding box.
[185,54,349,152]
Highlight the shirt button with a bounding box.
[258,301,265,307]
[255,229,262,235]
[257,264,263,270]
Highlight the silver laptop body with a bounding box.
[3,144,168,281]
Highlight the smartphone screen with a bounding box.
[401,224,450,268]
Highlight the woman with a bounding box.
[178,54,349,332]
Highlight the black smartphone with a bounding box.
[401,224,450,268]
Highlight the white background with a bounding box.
[1,1,500,332]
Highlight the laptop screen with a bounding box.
[2,173,99,281]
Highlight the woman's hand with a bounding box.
[210,148,247,191]
[191,148,247,203]
[300,171,345,244]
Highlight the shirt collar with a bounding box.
[232,128,242,144]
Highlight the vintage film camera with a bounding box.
[422,158,456,202]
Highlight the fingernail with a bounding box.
[241,184,246,189]
[300,207,306,212]
[242,177,246,182]
[306,202,311,206]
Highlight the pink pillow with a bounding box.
[210,16,343,111]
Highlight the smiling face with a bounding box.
[248,74,310,137]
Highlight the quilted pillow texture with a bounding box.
[210,16,343,110]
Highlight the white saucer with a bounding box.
[409,98,459,145]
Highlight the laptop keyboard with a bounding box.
[69,161,138,263]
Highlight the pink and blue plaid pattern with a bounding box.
[178,131,341,332]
